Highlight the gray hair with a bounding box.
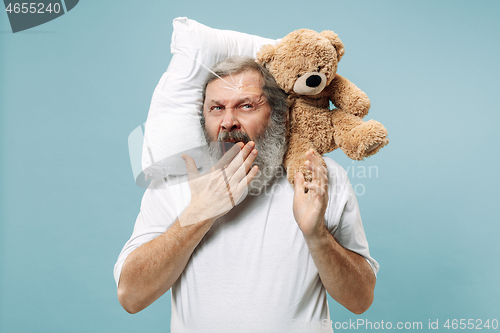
[200,56,288,132]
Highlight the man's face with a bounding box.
[203,70,271,143]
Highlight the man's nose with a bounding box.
[221,109,241,131]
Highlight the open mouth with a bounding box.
[222,138,249,144]
[218,132,251,153]
[221,141,233,154]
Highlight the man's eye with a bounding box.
[241,104,253,109]
[211,106,223,111]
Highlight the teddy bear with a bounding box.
[256,28,389,184]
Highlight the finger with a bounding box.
[246,165,259,185]
[305,159,328,186]
[306,149,325,170]
[294,172,307,196]
[230,146,258,184]
[305,149,319,162]
[304,182,326,197]
[305,150,327,184]
[182,154,200,180]
[211,142,243,172]
[234,165,259,198]
[225,141,256,177]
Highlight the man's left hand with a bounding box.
[293,149,329,239]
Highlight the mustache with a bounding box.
[217,131,251,144]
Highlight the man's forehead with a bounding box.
[207,70,264,95]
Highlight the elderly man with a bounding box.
[115,56,378,333]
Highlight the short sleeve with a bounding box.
[323,157,379,276]
[113,178,179,287]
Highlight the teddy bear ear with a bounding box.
[256,44,276,68]
[320,30,345,62]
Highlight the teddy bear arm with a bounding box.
[329,74,371,118]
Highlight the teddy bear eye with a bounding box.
[317,66,323,72]
[297,74,301,78]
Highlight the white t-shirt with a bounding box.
[114,157,379,333]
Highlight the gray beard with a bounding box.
[202,121,286,196]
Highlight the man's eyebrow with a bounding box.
[236,97,254,104]
[237,95,266,103]
[206,99,224,105]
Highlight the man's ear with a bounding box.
[320,30,345,62]
[256,44,276,68]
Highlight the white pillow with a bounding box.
[131,17,279,186]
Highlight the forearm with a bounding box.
[117,206,215,314]
[304,227,376,314]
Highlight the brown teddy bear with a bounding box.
[257,29,389,184]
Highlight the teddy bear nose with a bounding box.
[306,75,322,88]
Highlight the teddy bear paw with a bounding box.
[342,120,389,160]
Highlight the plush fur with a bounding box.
[257,29,389,184]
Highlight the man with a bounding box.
[114,56,378,332]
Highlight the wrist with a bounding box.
[302,224,331,248]
[179,204,216,228]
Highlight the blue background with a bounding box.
[1,0,499,332]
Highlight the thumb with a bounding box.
[182,154,200,180]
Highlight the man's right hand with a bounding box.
[179,141,258,227]
[118,141,258,313]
